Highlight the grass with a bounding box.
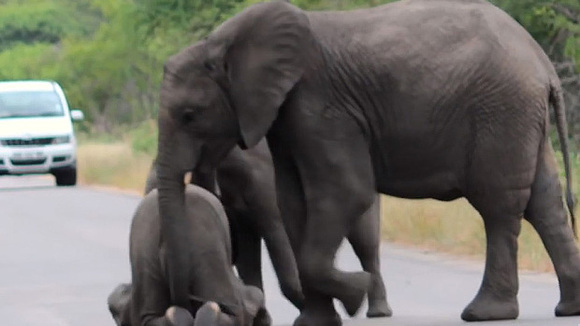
[380,196,556,272]
[76,137,576,273]
[77,140,153,193]
[76,120,157,193]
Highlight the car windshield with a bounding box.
[0,90,65,119]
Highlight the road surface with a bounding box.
[1,175,580,326]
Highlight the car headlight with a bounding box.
[51,136,70,144]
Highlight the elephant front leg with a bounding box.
[462,192,526,321]
[257,218,305,310]
[269,140,338,326]
[297,194,373,317]
[231,212,264,291]
[292,135,376,324]
[232,218,276,326]
[348,195,392,318]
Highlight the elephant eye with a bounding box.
[204,61,216,71]
[182,108,196,124]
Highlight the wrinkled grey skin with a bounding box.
[108,284,203,326]
[145,139,391,317]
[145,140,305,312]
[107,185,269,326]
[107,284,265,326]
[155,0,580,325]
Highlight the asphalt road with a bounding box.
[2,175,580,326]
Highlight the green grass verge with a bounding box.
[77,140,153,193]
[380,196,556,272]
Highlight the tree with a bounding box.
[0,0,578,139]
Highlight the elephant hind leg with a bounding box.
[462,188,529,321]
[348,196,392,318]
[524,141,580,317]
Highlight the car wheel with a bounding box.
[54,168,77,186]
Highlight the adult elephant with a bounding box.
[155,0,580,325]
[146,139,391,318]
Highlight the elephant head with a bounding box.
[156,0,313,308]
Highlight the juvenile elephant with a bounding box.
[155,0,580,325]
[145,139,390,317]
[145,139,304,311]
[107,185,269,326]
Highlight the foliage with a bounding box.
[0,43,58,79]
[0,0,101,49]
[130,119,158,156]
[0,0,579,145]
[491,0,580,146]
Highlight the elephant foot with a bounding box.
[336,271,371,317]
[166,306,195,326]
[292,309,341,326]
[461,293,518,322]
[280,282,305,310]
[253,308,273,326]
[555,299,580,316]
[366,298,392,318]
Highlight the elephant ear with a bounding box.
[222,1,312,148]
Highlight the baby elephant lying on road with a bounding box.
[107,185,269,326]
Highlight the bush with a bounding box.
[130,120,158,156]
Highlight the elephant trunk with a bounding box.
[144,157,159,195]
[156,129,198,310]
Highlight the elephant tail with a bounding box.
[550,81,577,238]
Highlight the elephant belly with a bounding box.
[371,138,467,201]
[377,171,464,202]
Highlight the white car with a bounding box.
[0,80,84,186]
